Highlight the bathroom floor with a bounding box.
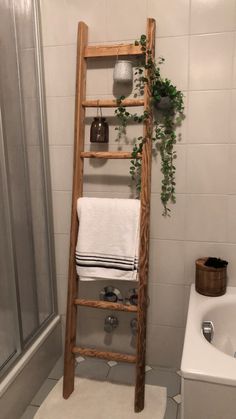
[20,357,181,419]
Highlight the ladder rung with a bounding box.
[74,298,138,312]
[72,347,136,363]
[80,151,142,159]
[84,44,143,58]
[82,99,144,108]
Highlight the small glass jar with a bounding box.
[90,117,109,143]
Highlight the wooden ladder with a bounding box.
[63,18,156,413]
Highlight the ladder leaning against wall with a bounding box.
[63,17,156,413]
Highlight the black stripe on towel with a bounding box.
[76,261,137,271]
[75,251,137,263]
[76,256,135,266]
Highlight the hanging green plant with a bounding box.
[114,34,184,216]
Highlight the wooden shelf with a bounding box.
[84,43,143,58]
[72,347,137,363]
[80,151,142,159]
[74,298,138,312]
[82,98,144,108]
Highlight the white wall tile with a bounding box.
[54,234,70,276]
[106,0,147,42]
[228,145,236,194]
[147,0,190,37]
[150,194,186,240]
[227,195,236,243]
[52,191,72,234]
[149,239,185,285]
[47,97,75,145]
[56,274,67,315]
[40,0,107,46]
[86,60,110,96]
[230,90,236,142]
[233,34,236,88]
[49,146,73,190]
[186,145,229,194]
[156,36,189,91]
[148,283,186,327]
[146,324,185,367]
[189,33,234,90]
[185,195,227,242]
[188,90,231,144]
[43,45,76,97]
[151,145,186,194]
[190,0,236,34]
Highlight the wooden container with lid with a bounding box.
[195,257,227,297]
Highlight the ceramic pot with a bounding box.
[113,60,133,83]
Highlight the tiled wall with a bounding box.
[40,0,236,368]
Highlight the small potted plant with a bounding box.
[114,34,184,216]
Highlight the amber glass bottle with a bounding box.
[90,117,109,143]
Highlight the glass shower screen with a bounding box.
[0,0,56,376]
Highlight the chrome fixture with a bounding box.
[202,321,214,343]
[100,286,123,303]
[130,318,138,336]
[126,288,138,306]
[104,316,119,333]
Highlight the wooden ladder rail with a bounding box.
[63,18,156,413]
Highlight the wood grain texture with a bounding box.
[74,299,138,312]
[84,43,143,58]
[63,22,88,399]
[134,18,156,413]
[81,151,142,159]
[82,98,144,108]
[72,347,136,363]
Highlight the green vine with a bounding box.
[115,34,184,216]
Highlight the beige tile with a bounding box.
[86,59,110,96]
[228,145,236,194]
[151,145,186,194]
[185,195,227,242]
[49,146,73,190]
[150,194,186,240]
[146,324,185,368]
[54,234,70,276]
[233,34,236,88]
[230,90,236,142]
[147,0,190,37]
[56,275,67,315]
[106,0,147,42]
[52,191,72,234]
[186,145,229,194]
[189,33,234,90]
[83,155,133,194]
[156,36,189,91]
[40,0,107,45]
[149,239,185,285]
[46,97,75,146]
[148,283,186,327]
[188,90,231,144]
[190,0,236,34]
[43,45,76,97]
[227,195,236,243]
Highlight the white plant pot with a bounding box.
[113,60,133,83]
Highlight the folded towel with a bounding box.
[75,197,140,281]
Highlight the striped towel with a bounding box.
[75,197,140,281]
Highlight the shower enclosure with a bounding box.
[0,0,57,378]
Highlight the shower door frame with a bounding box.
[0,0,57,378]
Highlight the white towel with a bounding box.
[75,197,140,281]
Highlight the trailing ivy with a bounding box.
[115,34,184,216]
